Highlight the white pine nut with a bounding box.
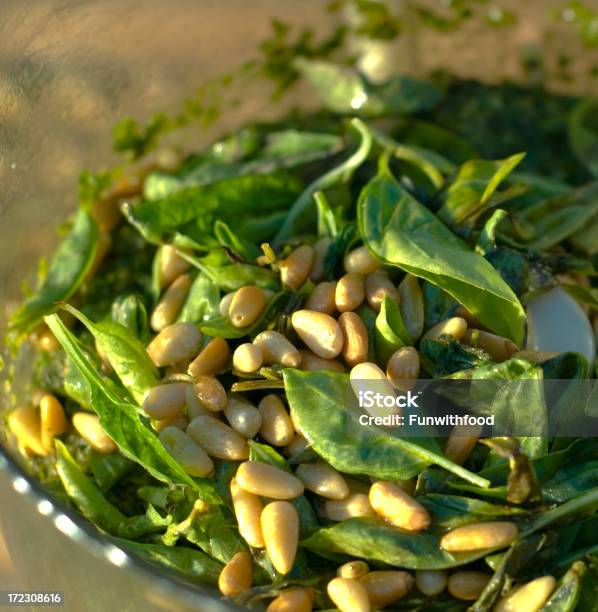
[386,347,420,391]
[187,415,248,460]
[305,281,337,314]
[282,433,309,458]
[463,329,519,362]
[280,245,315,290]
[224,394,262,439]
[325,494,375,521]
[218,550,253,597]
[295,462,349,500]
[219,291,237,317]
[349,362,397,417]
[8,405,46,456]
[258,395,294,447]
[235,461,304,500]
[192,376,227,412]
[232,343,264,374]
[415,570,448,596]
[147,323,203,367]
[188,337,230,377]
[159,426,213,476]
[360,571,414,608]
[444,423,482,466]
[447,572,491,600]
[291,310,343,359]
[339,312,369,367]
[440,522,518,552]
[230,477,265,548]
[151,273,192,332]
[327,577,370,612]
[39,394,68,453]
[344,246,379,275]
[365,272,400,312]
[159,245,191,288]
[494,575,556,612]
[142,382,189,420]
[72,412,116,454]
[338,560,370,580]
[229,285,268,328]
[422,317,467,342]
[398,275,424,341]
[151,412,189,433]
[298,350,345,372]
[369,481,430,532]
[335,273,366,312]
[261,501,299,575]
[253,331,302,367]
[185,384,213,419]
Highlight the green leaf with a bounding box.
[214,220,261,261]
[374,295,412,365]
[89,451,134,492]
[260,129,343,164]
[476,209,509,255]
[284,369,490,487]
[177,272,220,324]
[9,210,99,337]
[358,168,525,344]
[540,560,586,611]
[420,337,492,377]
[569,98,598,178]
[61,304,159,405]
[315,191,338,238]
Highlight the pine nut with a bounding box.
[310,237,332,282]
[142,382,189,419]
[369,481,430,532]
[345,477,371,495]
[440,522,518,552]
[447,572,491,600]
[305,281,337,314]
[283,433,309,457]
[188,337,230,377]
[336,273,366,312]
[236,461,304,499]
[360,571,413,607]
[386,347,420,391]
[298,350,345,372]
[365,272,400,312]
[230,477,265,548]
[266,587,314,612]
[151,413,188,433]
[463,329,519,362]
[187,415,248,460]
[344,246,379,275]
[339,312,369,367]
[218,550,253,597]
[224,394,262,439]
[454,305,487,330]
[398,275,424,341]
[219,291,236,317]
[295,462,349,500]
[338,560,370,580]
[327,577,370,612]
[159,426,213,476]
[91,196,121,233]
[229,285,268,328]
[192,376,227,412]
[280,245,315,290]
[422,317,467,342]
[39,394,68,453]
[232,343,264,374]
[36,327,60,352]
[253,331,302,367]
[325,494,375,521]
[147,323,203,367]
[159,245,191,288]
[151,273,192,332]
[494,575,555,612]
[8,405,46,456]
[291,310,343,359]
[444,423,482,465]
[350,362,397,417]
[415,570,448,596]
[258,395,294,447]
[261,501,299,575]
[185,384,213,419]
[72,412,116,454]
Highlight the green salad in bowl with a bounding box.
[3,60,598,611]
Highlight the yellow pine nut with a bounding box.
[185,384,213,419]
[230,477,265,548]
[151,412,188,433]
[444,423,482,465]
[350,362,397,417]
[224,394,262,439]
[36,327,60,352]
[325,494,375,521]
[339,312,369,367]
[365,272,400,312]
[142,382,189,419]
[280,245,315,290]
[253,331,302,367]
[295,462,349,500]
[261,501,299,575]
[147,323,203,367]
[440,522,518,552]
[338,560,370,580]
[463,329,519,362]
[188,337,230,377]
[398,275,424,341]
[305,281,337,314]
[151,273,192,332]
[192,375,227,412]
[310,237,332,282]
[291,310,343,359]
[454,305,488,330]
[422,317,467,342]
[218,550,253,597]
[159,245,191,288]
[494,575,556,612]
[72,412,116,454]
[232,343,264,374]
[258,395,294,447]
[229,285,268,328]
[8,405,46,456]
[386,347,420,391]
[219,291,236,316]
[336,273,366,312]
[159,426,213,476]
[39,394,68,453]
[360,571,414,608]
[236,461,304,499]
[91,196,122,233]
[415,570,448,596]
[187,415,248,460]
[266,588,314,612]
[447,572,491,600]
[298,350,345,372]
[369,481,430,532]
[283,433,309,457]
[327,577,370,612]
[344,246,379,275]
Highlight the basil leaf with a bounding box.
[177,272,220,324]
[569,98,598,178]
[214,220,261,261]
[111,294,149,340]
[284,369,490,487]
[476,209,508,255]
[9,210,99,337]
[358,168,525,344]
[375,295,412,365]
[541,561,586,612]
